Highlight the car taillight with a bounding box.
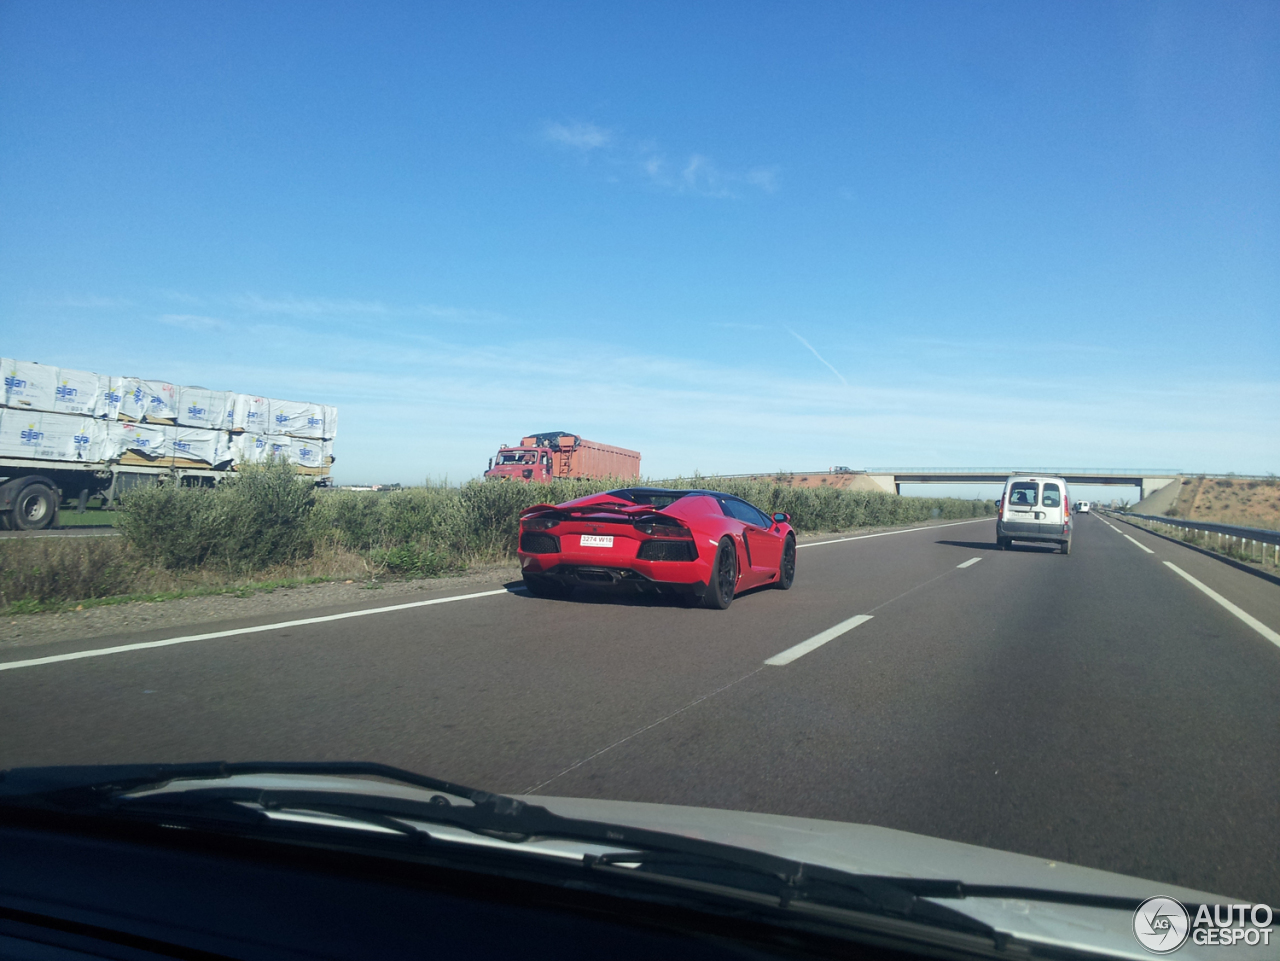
[524,517,560,531]
[634,521,692,538]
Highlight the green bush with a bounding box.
[118,460,315,571]
[0,537,137,608]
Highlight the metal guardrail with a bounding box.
[1106,510,1280,547]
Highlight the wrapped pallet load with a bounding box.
[176,386,233,430]
[95,376,124,420]
[119,377,179,423]
[229,393,270,433]
[106,420,168,462]
[165,426,232,468]
[0,410,103,461]
[2,359,58,412]
[265,398,331,438]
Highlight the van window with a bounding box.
[1042,484,1061,508]
[1008,482,1038,506]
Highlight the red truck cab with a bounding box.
[486,445,554,481]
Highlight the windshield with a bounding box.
[498,452,538,465]
[1,1,1276,946]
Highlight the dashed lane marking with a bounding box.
[765,614,874,666]
[1124,534,1156,554]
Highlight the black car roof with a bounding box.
[608,487,737,501]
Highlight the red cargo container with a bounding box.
[484,432,640,483]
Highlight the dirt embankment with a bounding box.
[1165,476,1280,530]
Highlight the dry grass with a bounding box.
[0,537,374,614]
[1168,477,1280,530]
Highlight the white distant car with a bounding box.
[1076,501,1091,513]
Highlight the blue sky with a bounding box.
[1,1,1276,486]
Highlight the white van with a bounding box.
[997,475,1072,554]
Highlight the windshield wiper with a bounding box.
[0,761,1156,938]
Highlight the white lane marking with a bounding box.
[0,586,525,674]
[956,557,982,569]
[1124,534,1155,554]
[1164,562,1280,648]
[765,614,873,666]
[1101,518,1122,532]
[799,516,989,550]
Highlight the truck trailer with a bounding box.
[0,357,336,531]
[484,432,640,483]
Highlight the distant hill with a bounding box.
[1161,476,1280,531]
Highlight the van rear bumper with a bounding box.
[997,522,1066,543]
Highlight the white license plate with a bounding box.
[579,535,614,548]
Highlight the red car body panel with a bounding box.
[517,488,795,600]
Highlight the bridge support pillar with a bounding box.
[865,474,898,495]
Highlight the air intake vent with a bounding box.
[520,532,560,554]
[638,540,697,562]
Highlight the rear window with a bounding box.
[609,488,691,508]
[1008,482,1038,506]
[1042,484,1062,508]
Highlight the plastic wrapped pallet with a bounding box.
[95,376,124,420]
[0,410,103,461]
[104,420,168,460]
[290,437,327,470]
[268,399,332,439]
[229,432,269,466]
[164,426,230,467]
[176,387,233,430]
[49,366,103,416]
[119,378,179,423]
[2,359,58,412]
[230,394,271,433]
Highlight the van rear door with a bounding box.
[1039,481,1066,538]
[1004,479,1041,535]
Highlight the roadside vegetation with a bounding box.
[1,463,995,614]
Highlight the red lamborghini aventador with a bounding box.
[517,487,797,608]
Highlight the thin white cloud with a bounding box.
[787,328,848,386]
[544,121,612,150]
[232,294,393,316]
[545,119,776,198]
[159,313,228,331]
[41,294,134,309]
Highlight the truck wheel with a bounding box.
[522,573,568,599]
[702,538,737,609]
[1061,538,1071,555]
[999,537,1011,550]
[776,535,796,590]
[12,484,57,531]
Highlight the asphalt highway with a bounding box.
[2,514,1278,903]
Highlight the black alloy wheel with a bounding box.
[703,538,737,609]
[776,535,796,589]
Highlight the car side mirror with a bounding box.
[773,512,790,524]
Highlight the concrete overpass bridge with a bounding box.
[855,469,1182,501]
[705,469,1185,503]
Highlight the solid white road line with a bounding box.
[1163,562,1280,648]
[956,557,982,569]
[1124,534,1155,554]
[799,516,989,550]
[765,614,873,666]
[0,586,525,674]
